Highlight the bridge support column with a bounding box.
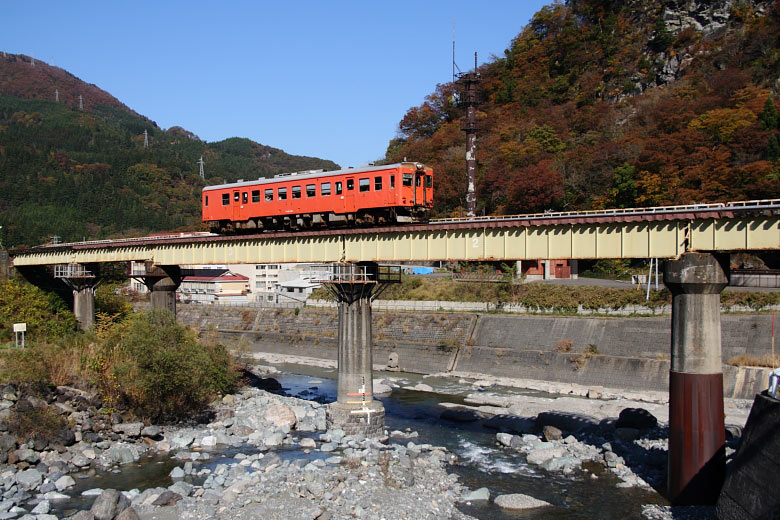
[135,263,181,316]
[324,264,387,436]
[664,252,729,505]
[73,287,96,331]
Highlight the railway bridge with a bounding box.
[8,198,780,505]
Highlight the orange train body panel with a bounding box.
[201,162,433,231]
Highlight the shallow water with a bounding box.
[52,366,668,519]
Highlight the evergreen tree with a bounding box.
[650,16,674,52]
[768,134,780,162]
[759,96,779,130]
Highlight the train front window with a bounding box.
[347,179,354,191]
[374,176,382,191]
[321,182,331,196]
[205,195,209,206]
[278,187,287,200]
[425,175,432,188]
[292,186,301,199]
[265,189,273,201]
[222,194,229,205]
[252,190,260,203]
[402,173,412,186]
[335,182,342,195]
[242,192,248,204]
[390,175,395,189]
[306,184,316,197]
[234,192,240,202]
[415,175,421,187]
[359,178,370,192]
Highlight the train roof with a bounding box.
[202,162,428,192]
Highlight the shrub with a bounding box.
[89,310,239,421]
[0,280,78,340]
[7,406,67,446]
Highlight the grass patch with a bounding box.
[313,276,780,313]
[726,354,778,368]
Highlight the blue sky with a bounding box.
[2,1,548,168]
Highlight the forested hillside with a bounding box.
[386,0,780,216]
[0,54,339,247]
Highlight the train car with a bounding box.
[202,162,433,233]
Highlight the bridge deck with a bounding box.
[10,200,780,266]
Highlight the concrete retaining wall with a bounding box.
[177,303,773,399]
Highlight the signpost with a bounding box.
[13,323,25,348]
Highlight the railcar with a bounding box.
[202,162,433,233]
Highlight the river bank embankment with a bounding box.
[177,304,773,400]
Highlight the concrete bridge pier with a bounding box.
[324,264,386,436]
[664,252,729,505]
[134,263,181,316]
[73,286,96,330]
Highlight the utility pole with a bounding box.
[143,130,149,149]
[55,89,59,102]
[78,95,83,111]
[197,156,205,180]
[457,52,480,217]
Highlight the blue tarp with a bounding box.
[412,267,434,275]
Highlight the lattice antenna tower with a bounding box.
[78,95,84,111]
[197,156,205,180]
[55,89,59,102]
[143,130,149,149]
[31,58,35,67]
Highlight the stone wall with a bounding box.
[177,304,773,399]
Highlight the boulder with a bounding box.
[70,511,95,520]
[151,490,182,506]
[542,425,563,442]
[615,408,658,430]
[264,405,297,429]
[55,475,76,491]
[115,507,141,520]
[460,487,490,502]
[91,489,129,520]
[494,493,552,510]
[482,415,535,434]
[112,422,144,437]
[15,468,42,490]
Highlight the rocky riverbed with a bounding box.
[0,360,753,519]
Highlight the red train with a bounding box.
[202,162,433,233]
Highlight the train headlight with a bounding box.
[415,163,423,170]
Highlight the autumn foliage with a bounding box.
[385,1,780,216]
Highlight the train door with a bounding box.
[344,176,356,213]
[232,190,241,221]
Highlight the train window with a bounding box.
[205,195,209,206]
[242,192,248,204]
[234,192,240,202]
[374,176,382,191]
[252,190,260,203]
[278,187,287,200]
[306,184,316,197]
[403,173,412,186]
[336,182,342,194]
[347,179,354,191]
[265,189,273,201]
[425,175,432,188]
[222,193,229,205]
[292,186,301,199]
[390,175,395,189]
[321,182,331,196]
[359,178,370,192]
